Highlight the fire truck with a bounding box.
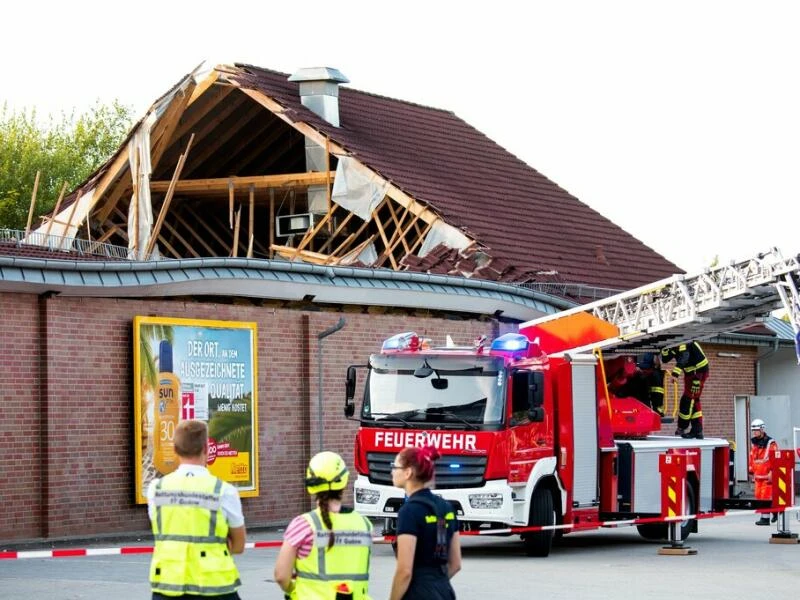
[344,248,800,556]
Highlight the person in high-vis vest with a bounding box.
[661,341,709,439]
[389,445,461,600]
[147,420,246,600]
[274,451,373,599]
[748,418,780,526]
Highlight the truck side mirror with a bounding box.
[528,371,545,422]
[345,365,357,418]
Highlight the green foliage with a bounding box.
[209,394,253,453]
[0,101,133,229]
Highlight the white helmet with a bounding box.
[750,418,765,431]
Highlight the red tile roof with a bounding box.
[232,65,682,290]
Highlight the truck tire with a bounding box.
[522,487,555,557]
[636,484,696,542]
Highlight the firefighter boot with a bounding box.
[755,516,771,526]
[682,421,703,439]
[771,513,778,523]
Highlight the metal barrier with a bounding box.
[0,228,130,260]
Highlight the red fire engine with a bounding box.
[345,249,800,556]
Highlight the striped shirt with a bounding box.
[284,514,315,559]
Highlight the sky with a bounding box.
[2,0,798,274]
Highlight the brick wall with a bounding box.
[0,293,759,541]
[0,293,41,539]
[0,295,494,540]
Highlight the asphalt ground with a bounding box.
[1,509,799,600]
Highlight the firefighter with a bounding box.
[636,353,665,416]
[660,341,708,439]
[748,418,780,525]
[274,451,373,599]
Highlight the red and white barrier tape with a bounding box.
[459,505,800,536]
[0,538,394,560]
[3,507,798,559]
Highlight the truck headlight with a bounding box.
[468,493,503,509]
[356,488,380,504]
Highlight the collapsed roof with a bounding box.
[31,62,681,291]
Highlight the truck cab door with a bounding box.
[509,371,552,482]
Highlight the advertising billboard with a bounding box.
[133,316,258,503]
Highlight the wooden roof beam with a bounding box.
[150,80,197,171]
[270,245,331,265]
[173,86,234,143]
[170,208,216,256]
[376,207,422,268]
[181,203,232,254]
[149,171,334,194]
[213,114,280,175]
[156,92,247,177]
[372,208,398,269]
[181,103,263,176]
[93,180,131,224]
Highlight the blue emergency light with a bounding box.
[490,333,529,353]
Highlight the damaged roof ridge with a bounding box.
[234,62,458,116]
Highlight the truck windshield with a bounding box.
[362,354,505,427]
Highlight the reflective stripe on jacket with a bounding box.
[294,508,373,600]
[661,342,709,373]
[749,437,778,480]
[150,471,240,596]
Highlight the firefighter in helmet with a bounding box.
[274,451,373,599]
[661,341,709,439]
[748,418,780,525]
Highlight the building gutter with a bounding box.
[0,255,575,321]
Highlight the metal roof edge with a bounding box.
[708,331,794,347]
[0,255,575,319]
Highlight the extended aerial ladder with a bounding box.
[520,247,800,361]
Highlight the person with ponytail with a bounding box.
[389,446,461,600]
[274,451,373,599]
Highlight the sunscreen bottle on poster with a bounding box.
[153,340,180,475]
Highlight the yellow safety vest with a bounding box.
[149,471,241,596]
[293,509,373,600]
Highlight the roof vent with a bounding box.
[288,67,349,127]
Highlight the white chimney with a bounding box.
[288,67,349,127]
[289,67,350,216]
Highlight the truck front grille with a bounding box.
[366,451,487,489]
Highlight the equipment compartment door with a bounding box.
[571,362,599,506]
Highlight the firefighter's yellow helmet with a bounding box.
[305,451,349,495]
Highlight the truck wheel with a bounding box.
[637,484,696,542]
[522,487,555,557]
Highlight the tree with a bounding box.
[0,100,133,230]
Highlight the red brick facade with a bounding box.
[0,292,755,541]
